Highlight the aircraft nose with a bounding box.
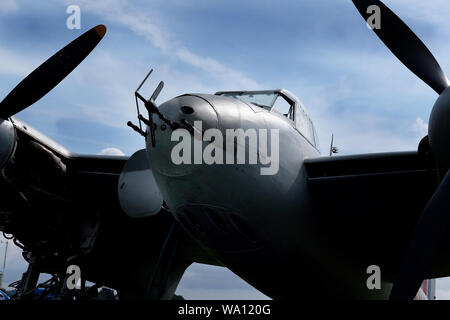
[146,94,219,177]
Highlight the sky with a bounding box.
[1,0,450,299]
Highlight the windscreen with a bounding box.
[220,92,277,110]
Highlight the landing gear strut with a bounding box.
[15,262,39,300]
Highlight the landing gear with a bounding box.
[9,255,103,300]
[14,262,40,299]
[145,220,182,300]
[117,217,191,300]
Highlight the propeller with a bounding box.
[389,169,450,300]
[0,25,107,119]
[352,0,448,95]
[352,0,450,300]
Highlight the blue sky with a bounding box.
[1,0,450,299]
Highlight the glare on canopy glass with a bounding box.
[221,92,277,110]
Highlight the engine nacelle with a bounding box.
[0,118,16,169]
[118,149,163,218]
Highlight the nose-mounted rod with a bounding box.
[127,68,180,147]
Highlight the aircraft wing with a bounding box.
[303,150,450,281]
[1,117,220,299]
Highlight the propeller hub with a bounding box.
[429,86,450,167]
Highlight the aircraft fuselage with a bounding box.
[145,93,393,299]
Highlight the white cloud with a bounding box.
[175,48,259,89]
[411,117,428,138]
[99,147,125,156]
[0,48,40,77]
[64,0,259,90]
[65,50,217,129]
[292,79,422,155]
[177,264,271,300]
[437,289,450,300]
[66,0,171,51]
[0,0,18,13]
[384,0,450,31]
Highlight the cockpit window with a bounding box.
[272,95,294,120]
[221,92,277,110]
[217,90,319,149]
[295,104,318,148]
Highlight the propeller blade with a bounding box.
[390,169,450,300]
[0,25,107,119]
[352,0,448,94]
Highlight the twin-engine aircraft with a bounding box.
[1,0,450,300]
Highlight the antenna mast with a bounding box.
[329,133,339,156]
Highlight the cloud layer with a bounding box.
[99,147,125,156]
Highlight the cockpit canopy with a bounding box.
[215,89,319,149]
